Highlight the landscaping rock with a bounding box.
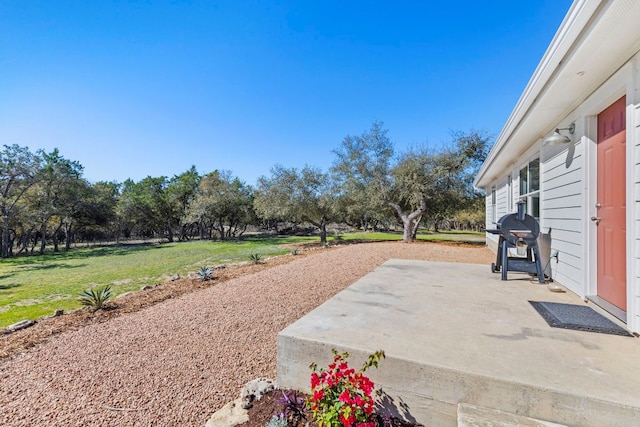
[205,398,248,427]
[169,274,180,281]
[204,378,276,426]
[53,309,64,317]
[4,320,35,334]
[141,285,153,291]
[240,378,276,409]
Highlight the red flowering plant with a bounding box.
[308,348,385,427]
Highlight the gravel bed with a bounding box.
[0,242,493,426]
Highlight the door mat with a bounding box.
[529,301,632,336]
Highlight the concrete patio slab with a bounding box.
[277,259,640,426]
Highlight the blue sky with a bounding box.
[0,1,573,186]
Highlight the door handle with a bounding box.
[591,216,601,224]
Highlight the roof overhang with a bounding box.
[474,0,640,189]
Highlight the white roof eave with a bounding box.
[474,0,606,189]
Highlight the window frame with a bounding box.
[491,186,497,224]
[519,158,540,219]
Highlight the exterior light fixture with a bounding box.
[544,123,575,145]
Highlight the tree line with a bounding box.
[0,122,488,257]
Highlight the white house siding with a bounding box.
[495,177,509,220]
[484,170,517,252]
[483,140,585,294]
[540,141,584,294]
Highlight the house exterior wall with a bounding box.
[484,52,640,333]
[540,129,584,292]
[633,57,640,333]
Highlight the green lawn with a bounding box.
[0,231,484,328]
[335,230,485,244]
[0,236,313,328]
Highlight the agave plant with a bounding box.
[198,266,213,281]
[79,285,112,310]
[249,253,263,264]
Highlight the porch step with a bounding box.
[276,259,640,427]
[457,403,567,427]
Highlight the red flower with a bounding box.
[309,350,385,427]
[311,372,320,388]
[340,412,355,427]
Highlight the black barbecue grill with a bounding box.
[487,201,545,283]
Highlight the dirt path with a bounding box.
[0,242,493,426]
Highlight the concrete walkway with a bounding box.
[277,259,640,426]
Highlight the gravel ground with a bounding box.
[0,242,493,427]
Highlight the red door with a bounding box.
[596,96,626,310]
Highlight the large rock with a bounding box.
[205,378,276,427]
[240,378,276,409]
[205,398,248,427]
[4,320,35,334]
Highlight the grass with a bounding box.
[0,238,309,328]
[337,230,485,244]
[0,231,484,328]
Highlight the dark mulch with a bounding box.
[239,389,422,427]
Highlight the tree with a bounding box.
[389,148,451,241]
[330,122,490,242]
[296,166,337,244]
[0,145,41,257]
[167,166,200,240]
[254,165,337,244]
[254,165,298,233]
[185,170,255,240]
[117,176,175,240]
[331,121,394,231]
[389,131,490,240]
[26,149,84,254]
[60,180,117,249]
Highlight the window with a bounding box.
[507,174,513,212]
[519,159,540,219]
[491,186,497,223]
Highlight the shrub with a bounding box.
[198,266,214,281]
[309,349,385,427]
[276,390,307,426]
[79,285,112,310]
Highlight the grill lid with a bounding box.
[496,201,540,242]
[497,214,540,241]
